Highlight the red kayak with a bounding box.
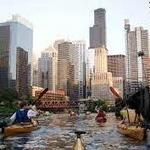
[95,110,107,124]
[95,117,107,123]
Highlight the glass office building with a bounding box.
[0,15,33,89]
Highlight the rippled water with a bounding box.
[0,113,150,150]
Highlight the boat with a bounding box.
[3,122,39,137]
[73,131,86,150]
[112,53,150,140]
[95,110,107,124]
[117,123,146,141]
[95,117,107,124]
[110,86,122,99]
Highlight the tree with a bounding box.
[95,99,108,112]
[0,88,19,107]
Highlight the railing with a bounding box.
[37,101,79,110]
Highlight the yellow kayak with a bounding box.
[3,123,38,137]
[73,138,85,150]
[73,131,86,150]
[117,123,146,141]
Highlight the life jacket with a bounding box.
[15,109,30,123]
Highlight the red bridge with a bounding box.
[36,101,79,111]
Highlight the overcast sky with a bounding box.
[0,0,149,57]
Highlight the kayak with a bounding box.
[95,117,107,124]
[3,123,39,137]
[73,131,86,150]
[117,123,146,140]
[73,138,85,150]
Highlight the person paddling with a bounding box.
[95,107,107,123]
[10,101,38,126]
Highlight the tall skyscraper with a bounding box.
[90,8,115,102]
[38,46,57,91]
[125,20,149,93]
[90,8,106,49]
[16,47,29,97]
[86,49,95,97]
[57,41,75,97]
[72,41,86,99]
[0,15,33,90]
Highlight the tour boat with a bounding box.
[117,123,146,141]
[3,122,39,137]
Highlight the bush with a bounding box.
[86,99,109,112]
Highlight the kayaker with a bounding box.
[29,101,41,116]
[95,108,107,123]
[10,101,38,126]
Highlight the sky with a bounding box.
[0,0,149,57]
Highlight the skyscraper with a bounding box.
[53,39,65,51]
[125,20,149,93]
[90,8,106,49]
[38,46,57,91]
[92,47,113,101]
[90,8,115,102]
[72,41,86,98]
[86,49,94,97]
[16,47,29,97]
[57,41,75,96]
[32,55,39,86]
[0,15,33,90]
[108,55,126,80]
[94,47,108,73]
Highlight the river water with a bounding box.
[0,113,150,150]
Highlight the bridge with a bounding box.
[36,101,79,111]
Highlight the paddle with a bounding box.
[35,88,48,107]
[0,118,12,134]
[0,120,7,128]
[74,130,86,138]
[37,88,48,100]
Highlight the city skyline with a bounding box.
[0,0,149,57]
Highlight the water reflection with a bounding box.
[0,113,149,150]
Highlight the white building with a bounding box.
[125,19,149,93]
[38,46,57,91]
[72,41,86,98]
[91,47,114,102]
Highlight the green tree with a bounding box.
[0,88,19,107]
[96,99,108,111]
